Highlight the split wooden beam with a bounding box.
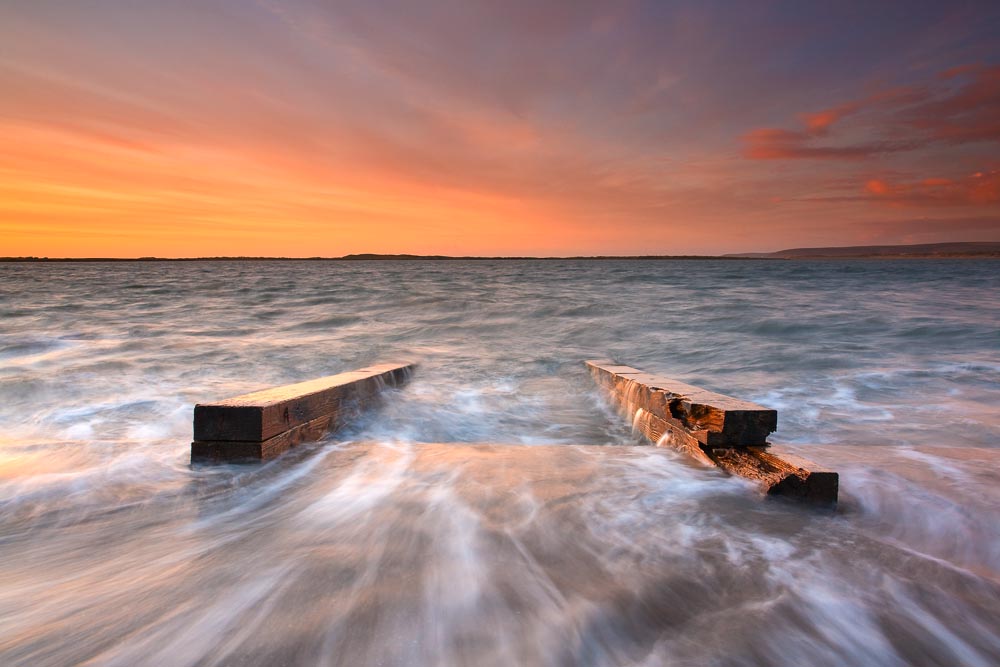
[586,360,838,504]
[191,361,414,463]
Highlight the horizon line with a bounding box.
[2,241,998,263]
[1,254,772,262]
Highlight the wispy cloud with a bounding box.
[865,169,1000,206]
[743,65,1000,160]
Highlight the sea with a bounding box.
[0,259,998,666]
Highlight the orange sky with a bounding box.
[1,1,998,257]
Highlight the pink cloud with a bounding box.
[864,169,1000,206]
[743,128,907,160]
[743,65,1000,160]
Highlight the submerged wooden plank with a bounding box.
[191,362,413,463]
[587,359,837,504]
[194,362,413,442]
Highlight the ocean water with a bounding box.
[0,259,998,666]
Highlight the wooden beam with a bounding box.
[191,413,336,463]
[706,445,839,504]
[586,360,776,446]
[191,361,413,463]
[629,407,716,467]
[587,360,837,504]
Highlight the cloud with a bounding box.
[864,170,1000,206]
[743,64,1000,160]
[849,216,1000,244]
[900,64,1000,143]
[742,128,908,159]
[798,102,862,135]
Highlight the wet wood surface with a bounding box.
[587,360,838,504]
[191,362,413,463]
[586,360,776,446]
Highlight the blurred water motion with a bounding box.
[0,259,998,666]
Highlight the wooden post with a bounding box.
[587,360,838,505]
[191,361,414,463]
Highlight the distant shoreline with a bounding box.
[2,242,998,263]
[2,255,998,263]
[724,241,1000,259]
[0,255,774,263]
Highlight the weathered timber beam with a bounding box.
[629,407,716,467]
[706,446,839,504]
[586,360,775,446]
[586,360,838,504]
[191,361,413,463]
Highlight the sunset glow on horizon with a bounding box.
[2,1,999,257]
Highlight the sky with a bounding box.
[1,0,999,257]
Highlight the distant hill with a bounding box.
[726,241,1000,259]
[0,253,763,262]
[3,242,997,262]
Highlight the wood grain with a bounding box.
[586,360,777,446]
[194,362,413,442]
[191,413,337,463]
[587,359,838,504]
[191,362,413,463]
